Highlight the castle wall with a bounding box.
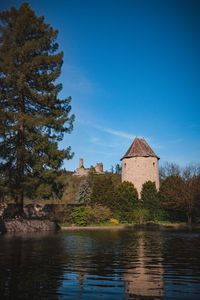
[74,159,104,176]
[95,163,103,173]
[73,168,90,176]
[122,156,159,197]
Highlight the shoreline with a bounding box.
[61,223,200,230]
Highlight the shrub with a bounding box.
[90,204,111,223]
[110,218,119,224]
[72,206,93,226]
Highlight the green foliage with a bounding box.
[116,181,139,221]
[141,181,160,220]
[90,174,117,210]
[0,3,74,212]
[72,206,93,226]
[52,204,111,226]
[25,170,67,201]
[132,207,149,224]
[155,209,169,222]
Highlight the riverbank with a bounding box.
[61,222,200,230]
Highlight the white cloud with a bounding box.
[101,127,136,140]
[77,119,136,140]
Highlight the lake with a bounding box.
[0,228,200,299]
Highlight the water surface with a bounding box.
[0,228,200,299]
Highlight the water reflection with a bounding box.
[0,232,67,299]
[0,229,200,299]
[124,231,164,298]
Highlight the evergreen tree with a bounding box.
[116,181,139,221]
[0,3,74,213]
[90,174,117,210]
[141,181,160,220]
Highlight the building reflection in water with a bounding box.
[124,231,164,299]
[63,229,164,299]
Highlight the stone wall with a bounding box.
[74,158,104,176]
[122,156,159,197]
[73,167,90,176]
[95,163,103,173]
[1,219,58,233]
[0,203,81,234]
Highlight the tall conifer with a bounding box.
[0,3,75,213]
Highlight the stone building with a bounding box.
[74,158,104,176]
[121,138,160,197]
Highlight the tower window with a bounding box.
[153,162,155,167]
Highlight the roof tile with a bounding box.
[121,138,160,160]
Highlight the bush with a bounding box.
[71,205,112,225]
[110,218,119,224]
[90,204,111,223]
[72,206,93,226]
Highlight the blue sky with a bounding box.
[1,0,200,171]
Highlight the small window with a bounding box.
[153,162,155,167]
[124,162,126,168]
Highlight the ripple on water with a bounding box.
[0,229,200,299]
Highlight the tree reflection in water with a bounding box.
[57,229,164,299]
[1,229,200,299]
[0,232,68,299]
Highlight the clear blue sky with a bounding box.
[1,0,200,171]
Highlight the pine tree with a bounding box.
[0,3,75,213]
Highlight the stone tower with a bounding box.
[95,163,103,173]
[121,138,160,197]
[79,158,84,168]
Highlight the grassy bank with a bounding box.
[60,221,200,230]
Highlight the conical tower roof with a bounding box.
[121,138,160,160]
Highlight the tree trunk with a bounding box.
[15,95,25,215]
